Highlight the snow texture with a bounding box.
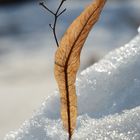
[4,29,140,140]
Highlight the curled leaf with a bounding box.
[54,0,106,139]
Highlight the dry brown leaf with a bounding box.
[54,0,106,139]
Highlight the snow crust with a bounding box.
[4,31,140,140]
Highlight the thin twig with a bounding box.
[39,2,55,15]
[57,8,66,17]
[39,0,67,47]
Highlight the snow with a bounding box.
[4,28,140,140]
[138,26,140,34]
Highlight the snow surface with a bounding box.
[4,28,140,140]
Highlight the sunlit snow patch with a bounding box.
[138,26,140,34]
[4,28,140,140]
